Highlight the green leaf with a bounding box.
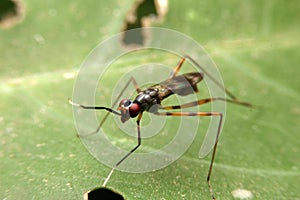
[1,0,299,199]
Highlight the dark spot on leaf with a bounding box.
[0,0,24,29]
[84,187,125,200]
[121,0,168,47]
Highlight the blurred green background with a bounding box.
[0,0,299,199]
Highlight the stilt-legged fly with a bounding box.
[69,55,253,199]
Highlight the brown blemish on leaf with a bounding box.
[0,0,25,29]
[121,0,168,47]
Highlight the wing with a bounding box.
[159,72,204,96]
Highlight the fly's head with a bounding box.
[117,99,140,123]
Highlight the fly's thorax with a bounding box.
[134,88,161,112]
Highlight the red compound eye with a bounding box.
[129,103,140,118]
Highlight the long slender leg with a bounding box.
[68,99,121,115]
[154,111,222,200]
[69,76,142,136]
[161,97,253,110]
[69,98,122,137]
[168,57,186,79]
[102,112,143,186]
[115,112,143,167]
[169,56,253,108]
[184,55,239,100]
